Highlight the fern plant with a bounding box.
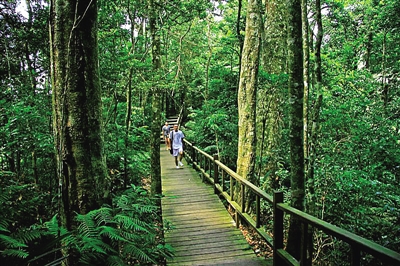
[0,182,28,261]
[39,184,173,266]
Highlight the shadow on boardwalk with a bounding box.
[161,148,272,266]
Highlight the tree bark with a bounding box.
[306,0,324,217]
[148,0,162,196]
[236,0,262,210]
[49,0,109,264]
[285,0,305,259]
[258,0,288,190]
[302,0,310,177]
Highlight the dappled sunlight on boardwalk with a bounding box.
[160,148,272,265]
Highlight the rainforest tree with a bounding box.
[49,0,109,264]
[236,0,262,209]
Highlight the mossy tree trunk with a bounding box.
[236,0,262,211]
[258,0,288,189]
[148,0,162,196]
[49,0,109,264]
[285,0,305,259]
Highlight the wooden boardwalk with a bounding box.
[161,148,271,265]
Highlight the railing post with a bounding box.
[209,158,212,177]
[221,171,225,192]
[213,154,219,194]
[273,191,284,266]
[230,176,234,201]
[191,142,196,169]
[241,183,245,213]
[256,195,260,228]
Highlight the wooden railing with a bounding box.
[182,139,400,266]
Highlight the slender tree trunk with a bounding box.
[124,68,133,187]
[148,0,162,196]
[237,0,244,77]
[302,0,310,177]
[381,31,388,109]
[306,0,323,217]
[49,0,109,264]
[285,0,305,259]
[236,0,262,211]
[315,0,323,96]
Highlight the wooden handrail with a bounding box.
[182,139,400,266]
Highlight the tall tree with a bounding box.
[285,0,305,259]
[257,0,288,189]
[49,0,109,264]
[148,0,162,195]
[236,0,262,209]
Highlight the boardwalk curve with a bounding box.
[161,148,270,265]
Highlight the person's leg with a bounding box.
[174,156,178,166]
[178,147,184,166]
[164,136,169,149]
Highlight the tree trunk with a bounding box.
[236,0,262,211]
[237,0,244,77]
[285,0,305,259]
[306,0,324,216]
[258,0,288,190]
[302,0,310,178]
[148,0,162,196]
[49,0,109,264]
[124,68,134,188]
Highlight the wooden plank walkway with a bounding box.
[161,148,271,265]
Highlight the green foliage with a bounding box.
[39,184,172,265]
[0,183,47,264]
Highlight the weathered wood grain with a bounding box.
[161,148,272,265]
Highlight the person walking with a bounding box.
[162,122,171,150]
[169,124,185,169]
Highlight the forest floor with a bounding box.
[226,206,274,261]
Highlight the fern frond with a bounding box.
[114,215,149,232]
[119,230,143,243]
[12,228,43,243]
[122,243,155,264]
[98,226,125,242]
[76,214,97,238]
[80,236,112,255]
[0,224,10,233]
[106,255,127,266]
[130,203,158,214]
[0,234,28,248]
[45,215,69,236]
[155,243,175,259]
[1,248,29,259]
[93,207,114,226]
[79,250,106,265]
